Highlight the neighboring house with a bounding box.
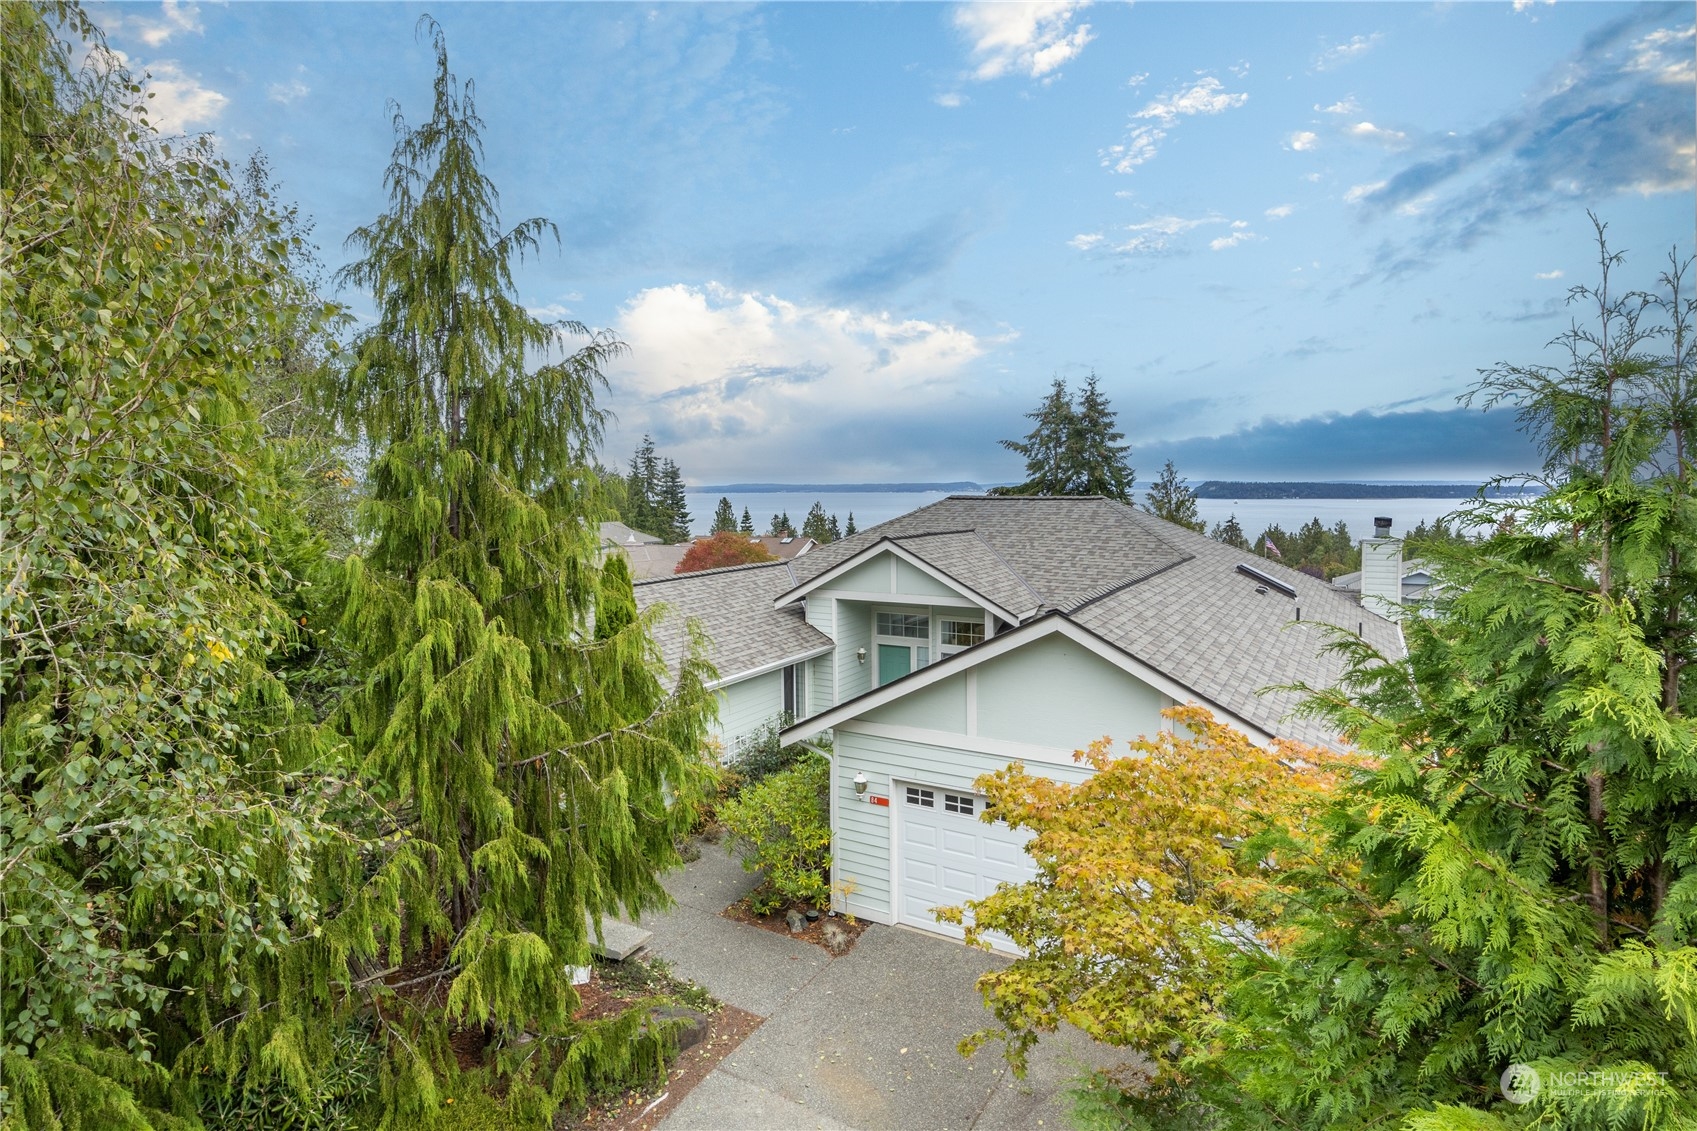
[599,521,662,549]
[1332,559,1437,605]
[753,534,818,561]
[634,562,832,753]
[641,495,1404,950]
[619,542,689,579]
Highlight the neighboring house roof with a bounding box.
[635,561,832,688]
[779,495,1403,750]
[1332,558,1436,602]
[618,542,689,579]
[753,534,818,560]
[600,521,662,547]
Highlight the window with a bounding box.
[944,793,975,816]
[782,663,806,718]
[876,611,929,638]
[905,786,934,807]
[940,619,984,653]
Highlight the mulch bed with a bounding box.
[555,998,763,1131]
[720,898,871,954]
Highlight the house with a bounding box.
[634,561,832,752]
[639,495,1404,949]
[753,534,818,561]
[599,520,662,549]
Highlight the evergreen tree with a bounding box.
[801,501,832,542]
[739,506,755,534]
[1209,514,1250,550]
[330,23,714,1121]
[1145,459,1204,531]
[845,512,858,537]
[711,496,737,534]
[827,514,842,541]
[625,434,660,537]
[1071,373,1135,501]
[997,377,1078,496]
[769,512,794,537]
[658,458,691,541]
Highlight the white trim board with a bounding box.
[708,644,834,692]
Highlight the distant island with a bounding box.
[694,481,995,493]
[1194,481,1543,500]
[694,480,1543,499]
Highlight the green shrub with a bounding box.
[727,718,809,788]
[718,751,831,910]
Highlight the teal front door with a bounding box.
[877,643,912,687]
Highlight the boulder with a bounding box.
[784,908,807,933]
[647,1004,709,1052]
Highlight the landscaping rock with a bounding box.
[820,918,851,955]
[784,909,807,934]
[646,1004,710,1051]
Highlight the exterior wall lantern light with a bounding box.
[856,647,867,664]
[852,772,869,799]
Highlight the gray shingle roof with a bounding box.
[782,495,1403,749]
[634,561,831,686]
[787,495,1193,611]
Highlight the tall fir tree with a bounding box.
[711,496,737,534]
[997,377,1078,496]
[1145,459,1204,531]
[801,501,832,542]
[739,506,755,534]
[1210,513,1250,550]
[625,434,660,537]
[845,512,858,537]
[658,458,691,541]
[1071,373,1135,501]
[330,23,715,1122]
[827,514,842,541]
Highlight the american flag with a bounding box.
[1263,538,1282,559]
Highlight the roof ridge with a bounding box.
[1058,553,1195,613]
[631,560,791,586]
[965,529,1045,610]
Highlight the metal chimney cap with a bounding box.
[1373,516,1393,535]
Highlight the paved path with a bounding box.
[636,839,1121,1131]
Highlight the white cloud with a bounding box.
[608,284,988,442]
[1625,24,1696,86]
[1101,76,1248,173]
[1512,0,1555,13]
[1288,130,1319,151]
[1126,71,1149,88]
[1535,269,1565,280]
[1210,229,1261,251]
[1265,204,1294,219]
[1068,232,1104,251]
[1315,96,1361,115]
[1344,180,1386,204]
[115,0,204,47]
[934,91,966,108]
[1315,33,1382,71]
[141,60,228,133]
[1347,120,1408,146]
[1303,171,1323,183]
[528,302,577,320]
[953,2,1094,82]
[268,69,310,105]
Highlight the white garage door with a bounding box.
[895,782,1035,952]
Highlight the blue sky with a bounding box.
[90,1,1695,485]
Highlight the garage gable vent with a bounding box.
[1236,563,1296,599]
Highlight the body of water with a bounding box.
[685,490,1495,542]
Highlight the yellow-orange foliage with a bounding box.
[942,706,1356,1078]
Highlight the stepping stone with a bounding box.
[590,915,653,961]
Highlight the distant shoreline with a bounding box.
[692,480,1539,499]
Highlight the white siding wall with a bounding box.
[1359,537,1404,620]
[805,597,835,714]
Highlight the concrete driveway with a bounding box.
[637,839,1122,1131]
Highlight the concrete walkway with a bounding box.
[636,839,1122,1131]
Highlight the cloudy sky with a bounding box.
[90,1,1694,484]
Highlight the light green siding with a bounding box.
[892,558,963,599]
[836,600,872,703]
[832,729,1095,922]
[804,597,835,713]
[716,669,783,755]
[829,556,896,595]
[861,673,967,733]
[975,635,1165,751]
